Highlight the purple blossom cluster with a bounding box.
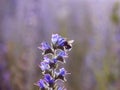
[35,34,74,90]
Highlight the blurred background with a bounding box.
[1,0,120,90]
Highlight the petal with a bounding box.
[59,68,66,76]
[36,79,46,89]
[40,61,50,71]
[57,38,66,46]
[38,42,54,55]
[44,74,55,87]
[44,74,52,81]
[51,34,59,44]
[58,51,68,57]
[39,79,45,88]
[44,74,54,82]
[41,42,50,50]
[58,87,63,90]
[43,56,50,63]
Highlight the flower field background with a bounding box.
[0,0,120,90]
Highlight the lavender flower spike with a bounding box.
[35,34,73,90]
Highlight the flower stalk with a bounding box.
[35,34,74,90]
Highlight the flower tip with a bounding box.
[38,46,42,50]
[34,83,38,86]
[68,40,74,44]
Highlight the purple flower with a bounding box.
[58,51,68,57]
[43,56,51,63]
[59,68,67,76]
[56,51,68,63]
[55,68,67,81]
[44,56,57,69]
[51,34,60,44]
[38,42,53,55]
[36,79,46,89]
[51,34,66,50]
[39,42,50,50]
[40,61,50,71]
[51,34,73,51]
[51,34,66,46]
[44,74,55,87]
